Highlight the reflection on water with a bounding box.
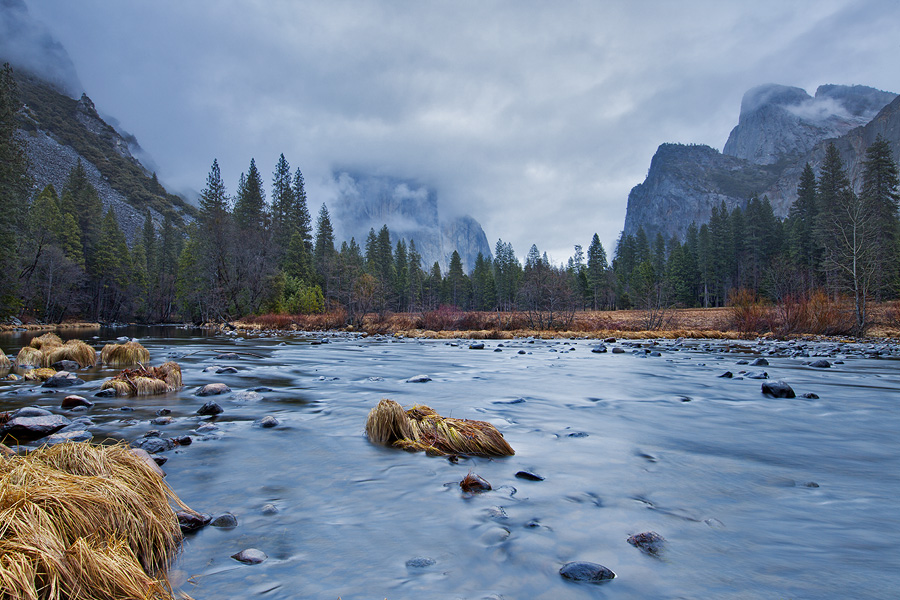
[1,328,899,599]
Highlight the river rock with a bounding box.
[405,557,436,568]
[559,561,616,582]
[152,416,174,425]
[808,359,831,368]
[406,374,431,383]
[802,392,820,399]
[232,390,263,402]
[130,447,166,477]
[210,512,238,528]
[762,380,796,398]
[132,436,176,454]
[515,470,545,481]
[61,395,93,409]
[231,548,267,564]
[627,531,666,555]
[469,342,485,349]
[197,401,223,416]
[750,357,769,366]
[254,415,279,428]
[44,429,93,444]
[42,372,85,388]
[591,345,607,353]
[215,353,241,360]
[718,371,733,378]
[177,511,211,533]
[50,360,79,371]
[611,347,625,354]
[94,388,117,398]
[746,371,768,379]
[0,414,71,442]
[460,473,492,493]
[13,407,52,418]
[196,383,231,396]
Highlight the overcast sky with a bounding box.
[21,0,900,264]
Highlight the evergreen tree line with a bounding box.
[2,61,898,332]
[608,139,900,333]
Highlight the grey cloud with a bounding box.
[15,0,900,263]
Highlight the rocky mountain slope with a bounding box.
[3,0,195,244]
[623,84,899,242]
[331,172,492,271]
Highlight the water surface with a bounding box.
[1,329,898,599]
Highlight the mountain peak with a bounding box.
[724,83,896,165]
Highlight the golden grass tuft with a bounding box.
[101,341,151,367]
[29,332,63,351]
[0,441,196,599]
[365,398,515,457]
[101,362,182,397]
[15,346,44,368]
[23,367,57,382]
[0,349,9,369]
[45,339,98,368]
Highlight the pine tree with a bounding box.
[445,250,468,307]
[860,135,900,296]
[61,160,103,273]
[788,163,819,288]
[0,63,29,313]
[406,239,424,311]
[314,203,336,294]
[270,153,293,251]
[291,168,313,251]
[586,233,608,310]
[233,158,266,229]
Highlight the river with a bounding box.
[1,327,898,599]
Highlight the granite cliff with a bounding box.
[331,172,492,271]
[623,84,898,242]
[2,1,195,243]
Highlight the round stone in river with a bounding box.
[559,561,616,582]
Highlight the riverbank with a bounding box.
[229,306,900,341]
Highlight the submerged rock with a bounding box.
[254,415,279,428]
[405,556,436,568]
[177,511,211,533]
[808,359,831,368]
[559,561,616,582]
[762,380,796,398]
[231,548,267,564]
[406,374,432,383]
[627,531,666,555]
[460,473,492,493]
[196,383,231,396]
[42,372,85,388]
[197,401,224,416]
[210,512,238,528]
[515,470,545,481]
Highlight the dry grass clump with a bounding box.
[29,333,63,351]
[45,339,97,368]
[22,368,57,382]
[0,349,10,369]
[366,398,515,457]
[100,341,150,367]
[0,441,195,599]
[100,362,182,397]
[15,346,45,368]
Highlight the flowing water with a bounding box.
[1,328,899,599]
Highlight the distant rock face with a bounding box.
[724,84,896,165]
[624,84,899,241]
[331,172,492,271]
[622,143,779,241]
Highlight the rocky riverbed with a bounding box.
[1,327,899,599]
